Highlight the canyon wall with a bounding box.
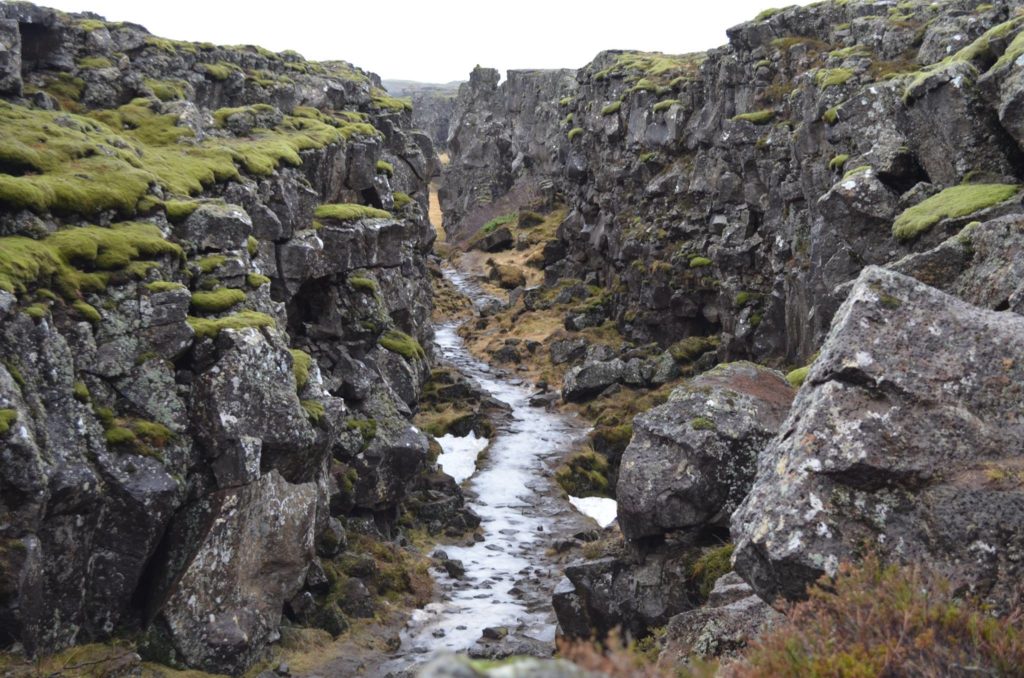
[0,4,470,673]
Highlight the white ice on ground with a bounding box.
[568,496,618,528]
[436,431,489,484]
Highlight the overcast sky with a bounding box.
[38,0,815,83]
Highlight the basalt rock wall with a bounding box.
[0,4,459,674]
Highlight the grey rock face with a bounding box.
[561,358,625,402]
[616,362,794,542]
[0,19,21,95]
[552,545,698,641]
[732,267,1024,608]
[151,471,317,674]
[659,572,782,664]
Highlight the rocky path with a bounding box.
[376,268,594,672]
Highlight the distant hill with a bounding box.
[382,78,462,97]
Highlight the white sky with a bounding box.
[38,0,816,83]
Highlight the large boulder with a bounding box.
[561,358,625,402]
[175,204,253,251]
[889,215,1024,315]
[552,544,698,642]
[659,572,782,664]
[148,471,317,674]
[732,267,1024,609]
[617,362,794,542]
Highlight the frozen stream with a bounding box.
[390,268,609,666]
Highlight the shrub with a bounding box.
[732,554,1024,677]
[892,183,1019,241]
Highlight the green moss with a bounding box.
[197,255,226,273]
[24,303,48,318]
[72,300,101,323]
[314,203,391,222]
[843,165,871,180]
[379,329,425,361]
[481,213,515,234]
[201,62,240,81]
[892,184,1018,241]
[653,98,680,113]
[190,288,246,313]
[815,68,854,89]
[393,192,412,209]
[638,152,658,163]
[731,109,775,124]
[186,310,275,339]
[689,256,712,268]
[786,365,811,388]
[131,419,172,446]
[105,426,136,446]
[73,381,91,403]
[823,106,840,125]
[0,223,180,297]
[145,78,187,102]
[375,160,394,176]
[145,280,185,293]
[370,89,413,112]
[691,544,735,599]
[559,96,573,106]
[290,348,313,391]
[601,101,622,116]
[246,273,271,288]
[563,113,574,126]
[691,417,716,431]
[0,408,17,434]
[247,235,259,256]
[829,154,850,171]
[301,399,325,423]
[669,335,719,363]
[77,56,112,70]
[165,199,200,223]
[755,7,784,21]
[44,73,85,103]
[346,418,377,447]
[348,276,379,294]
[734,291,757,307]
[76,19,108,31]
[829,45,871,59]
[567,127,584,141]
[555,449,611,498]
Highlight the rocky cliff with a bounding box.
[440,0,1024,661]
[0,3,471,674]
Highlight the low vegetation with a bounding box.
[892,184,1018,241]
[314,203,392,222]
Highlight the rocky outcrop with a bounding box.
[0,5,461,673]
[444,1,1024,369]
[659,572,782,664]
[616,362,793,542]
[440,66,576,241]
[731,266,1024,609]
